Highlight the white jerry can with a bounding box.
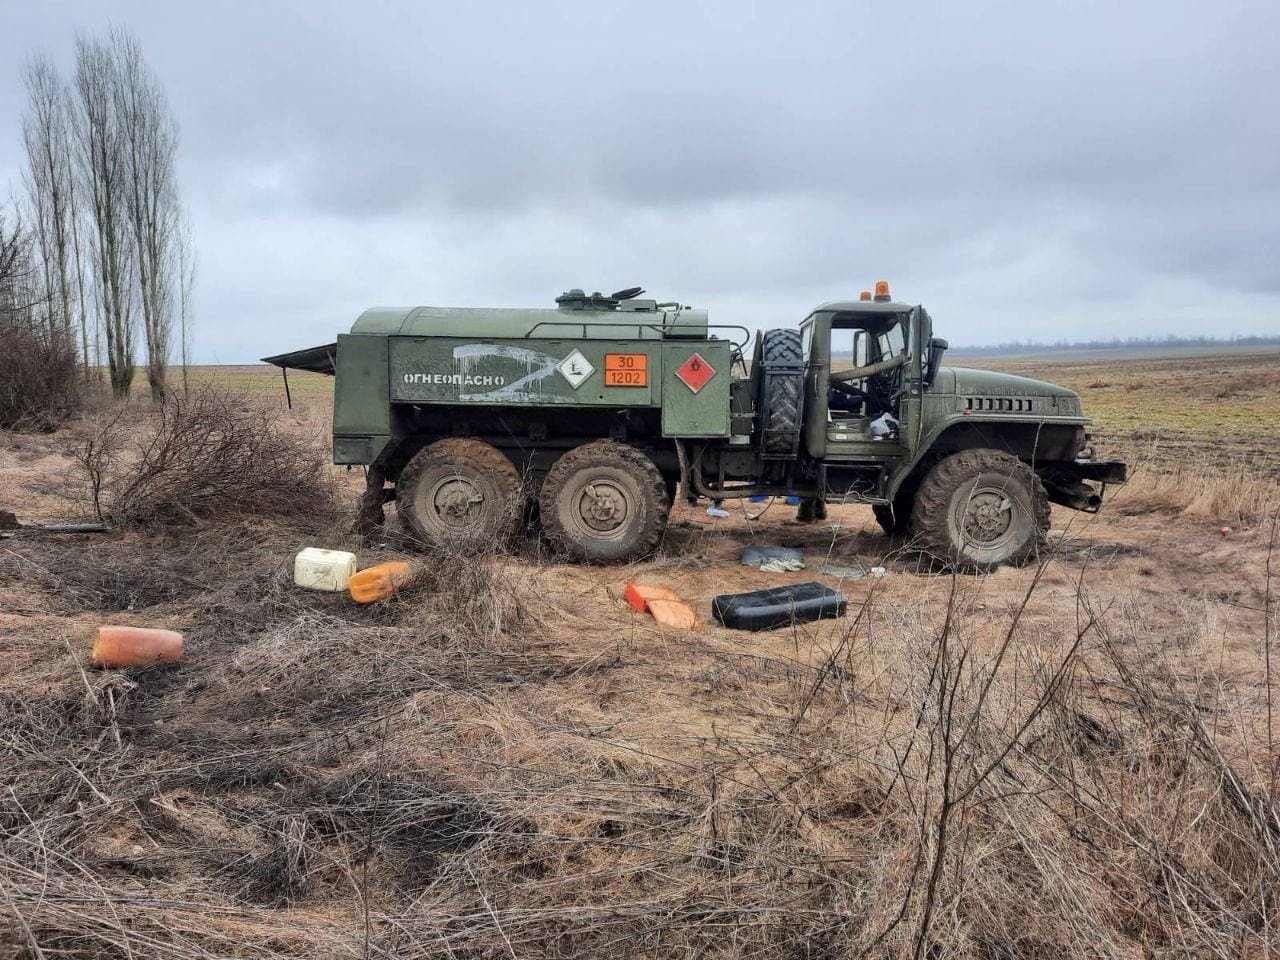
[293,547,358,592]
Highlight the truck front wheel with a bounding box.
[396,438,522,550]
[540,440,670,564]
[912,449,1049,570]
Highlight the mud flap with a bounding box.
[355,464,394,534]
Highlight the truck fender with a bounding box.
[885,414,1085,500]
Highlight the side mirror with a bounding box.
[925,337,948,387]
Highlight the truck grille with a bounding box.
[964,397,1035,413]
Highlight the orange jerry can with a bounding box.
[623,582,678,613]
[349,561,416,604]
[646,598,699,629]
[93,626,184,669]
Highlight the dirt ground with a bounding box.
[2,399,1270,687]
[1,352,1278,958]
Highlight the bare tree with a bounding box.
[175,211,197,395]
[69,156,96,375]
[21,55,78,350]
[112,29,180,401]
[0,207,39,324]
[73,33,135,398]
[20,31,193,396]
[22,138,54,333]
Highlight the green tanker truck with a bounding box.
[265,282,1125,569]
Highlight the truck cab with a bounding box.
[806,298,929,468]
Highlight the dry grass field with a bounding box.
[1,348,1278,958]
[964,346,1280,475]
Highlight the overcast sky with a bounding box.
[2,0,1278,361]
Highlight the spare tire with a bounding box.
[758,328,804,457]
[762,326,802,365]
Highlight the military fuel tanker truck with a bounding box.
[265,283,1125,569]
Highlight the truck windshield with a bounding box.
[876,322,906,361]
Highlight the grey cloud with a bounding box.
[1,0,1278,361]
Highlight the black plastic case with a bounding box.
[711,581,847,631]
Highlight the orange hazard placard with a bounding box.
[675,352,715,393]
[605,354,648,387]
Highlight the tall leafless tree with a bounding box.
[113,29,180,401]
[175,211,197,395]
[69,160,96,374]
[21,55,86,362]
[19,31,193,397]
[73,33,135,398]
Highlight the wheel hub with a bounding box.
[962,490,1013,543]
[577,481,629,533]
[432,476,484,527]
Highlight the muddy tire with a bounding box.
[540,440,669,564]
[912,448,1049,570]
[396,438,522,549]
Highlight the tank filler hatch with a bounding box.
[555,286,646,311]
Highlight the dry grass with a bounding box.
[3,351,1280,958]
[2,513,1278,958]
[1110,455,1280,524]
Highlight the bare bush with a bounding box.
[73,384,335,525]
[0,320,81,431]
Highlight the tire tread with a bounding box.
[539,440,670,564]
[759,329,804,455]
[396,437,521,547]
[912,448,1049,569]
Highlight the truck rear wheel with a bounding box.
[396,438,522,550]
[912,448,1049,570]
[540,440,669,564]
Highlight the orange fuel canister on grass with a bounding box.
[348,561,416,604]
[646,598,699,630]
[92,626,184,669]
[623,582,679,613]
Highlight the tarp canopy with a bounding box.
[261,343,338,376]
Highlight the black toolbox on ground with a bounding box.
[712,581,847,631]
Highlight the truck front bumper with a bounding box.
[1063,459,1127,484]
[1038,459,1127,513]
